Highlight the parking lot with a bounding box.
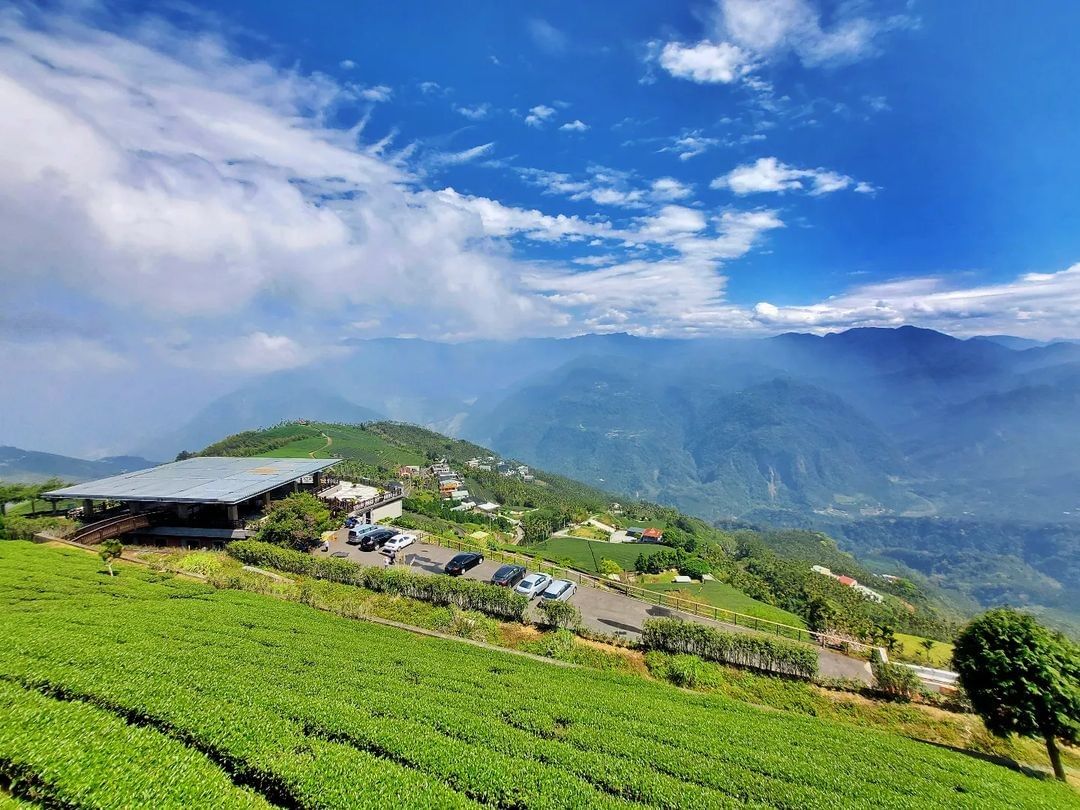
[322,527,872,681]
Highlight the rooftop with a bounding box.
[44,457,338,505]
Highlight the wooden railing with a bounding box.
[400,528,874,652]
[71,512,161,546]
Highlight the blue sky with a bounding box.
[2,0,1080,451]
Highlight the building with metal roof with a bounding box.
[45,457,339,505]
[44,457,341,540]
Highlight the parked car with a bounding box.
[344,516,359,528]
[444,552,483,576]
[359,528,396,551]
[513,572,552,598]
[539,579,576,601]
[346,524,378,544]
[382,533,416,554]
[490,564,526,588]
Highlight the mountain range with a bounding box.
[8,325,1079,631]
[120,326,1080,527]
[0,446,156,484]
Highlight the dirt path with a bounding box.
[309,432,332,458]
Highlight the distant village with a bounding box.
[810,565,886,603]
[395,455,535,518]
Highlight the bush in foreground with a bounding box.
[641,618,818,679]
[870,650,921,701]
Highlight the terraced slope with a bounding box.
[0,542,1073,808]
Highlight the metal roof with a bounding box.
[44,457,339,505]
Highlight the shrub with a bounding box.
[536,599,581,630]
[870,651,921,701]
[677,558,711,580]
[598,558,622,576]
[255,493,332,552]
[2,515,76,541]
[227,540,528,621]
[641,618,818,679]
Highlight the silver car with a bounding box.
[514,572,553,598]
[539,579,576,601]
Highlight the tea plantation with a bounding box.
[0,541,1074,808]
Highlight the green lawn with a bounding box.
[0,541,1072,808]
[644,579,807,628]
[526,535,655,573]
[894,632,955,668]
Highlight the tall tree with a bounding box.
[953,608,1080,780]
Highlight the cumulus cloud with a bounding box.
[711,157,866,196]
[454,102,491,120]
[653,0,915,85]
[657,40,752,84]
[559,119,589,132]
[651,177,693,200]
[525,104,556,127]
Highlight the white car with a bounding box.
[514,572,552,598]
[381,533,416,554]
[539,579,576,602]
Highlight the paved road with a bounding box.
[322,530,871,682]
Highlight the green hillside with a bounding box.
[1,541,1073,808]
[193,421,959,642]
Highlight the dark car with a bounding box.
[444,552,484,576]
[344,516,359,528]
[490,564,526,587]
[359,528,396,551]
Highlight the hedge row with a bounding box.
[641,618,818,679]
[226,540,528,621]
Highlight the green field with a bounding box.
[644,579,807,628]
[0,541,1072,808]
[894,632,955,668]
[260,423,428,468]
[527,535,652,572]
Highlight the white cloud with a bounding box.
[428,142,495,167]
[718,0,912,67]
[454,102,491,120]
[657,40,752,84]
[339,59,356,70]
[559,119,589,132]
[357,84,392,102]
[418,80,442,94]
[638,205,707,237]
[653,0,915,85]
[214,332,308,373]
[651,177,693,200]
[711,157,866,196]
[661,131,720,161]
[525,104,556,127]
[751,263,1080,339]
[527,19,568,55]
[0,6,560,344]
[517,166,695,209]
